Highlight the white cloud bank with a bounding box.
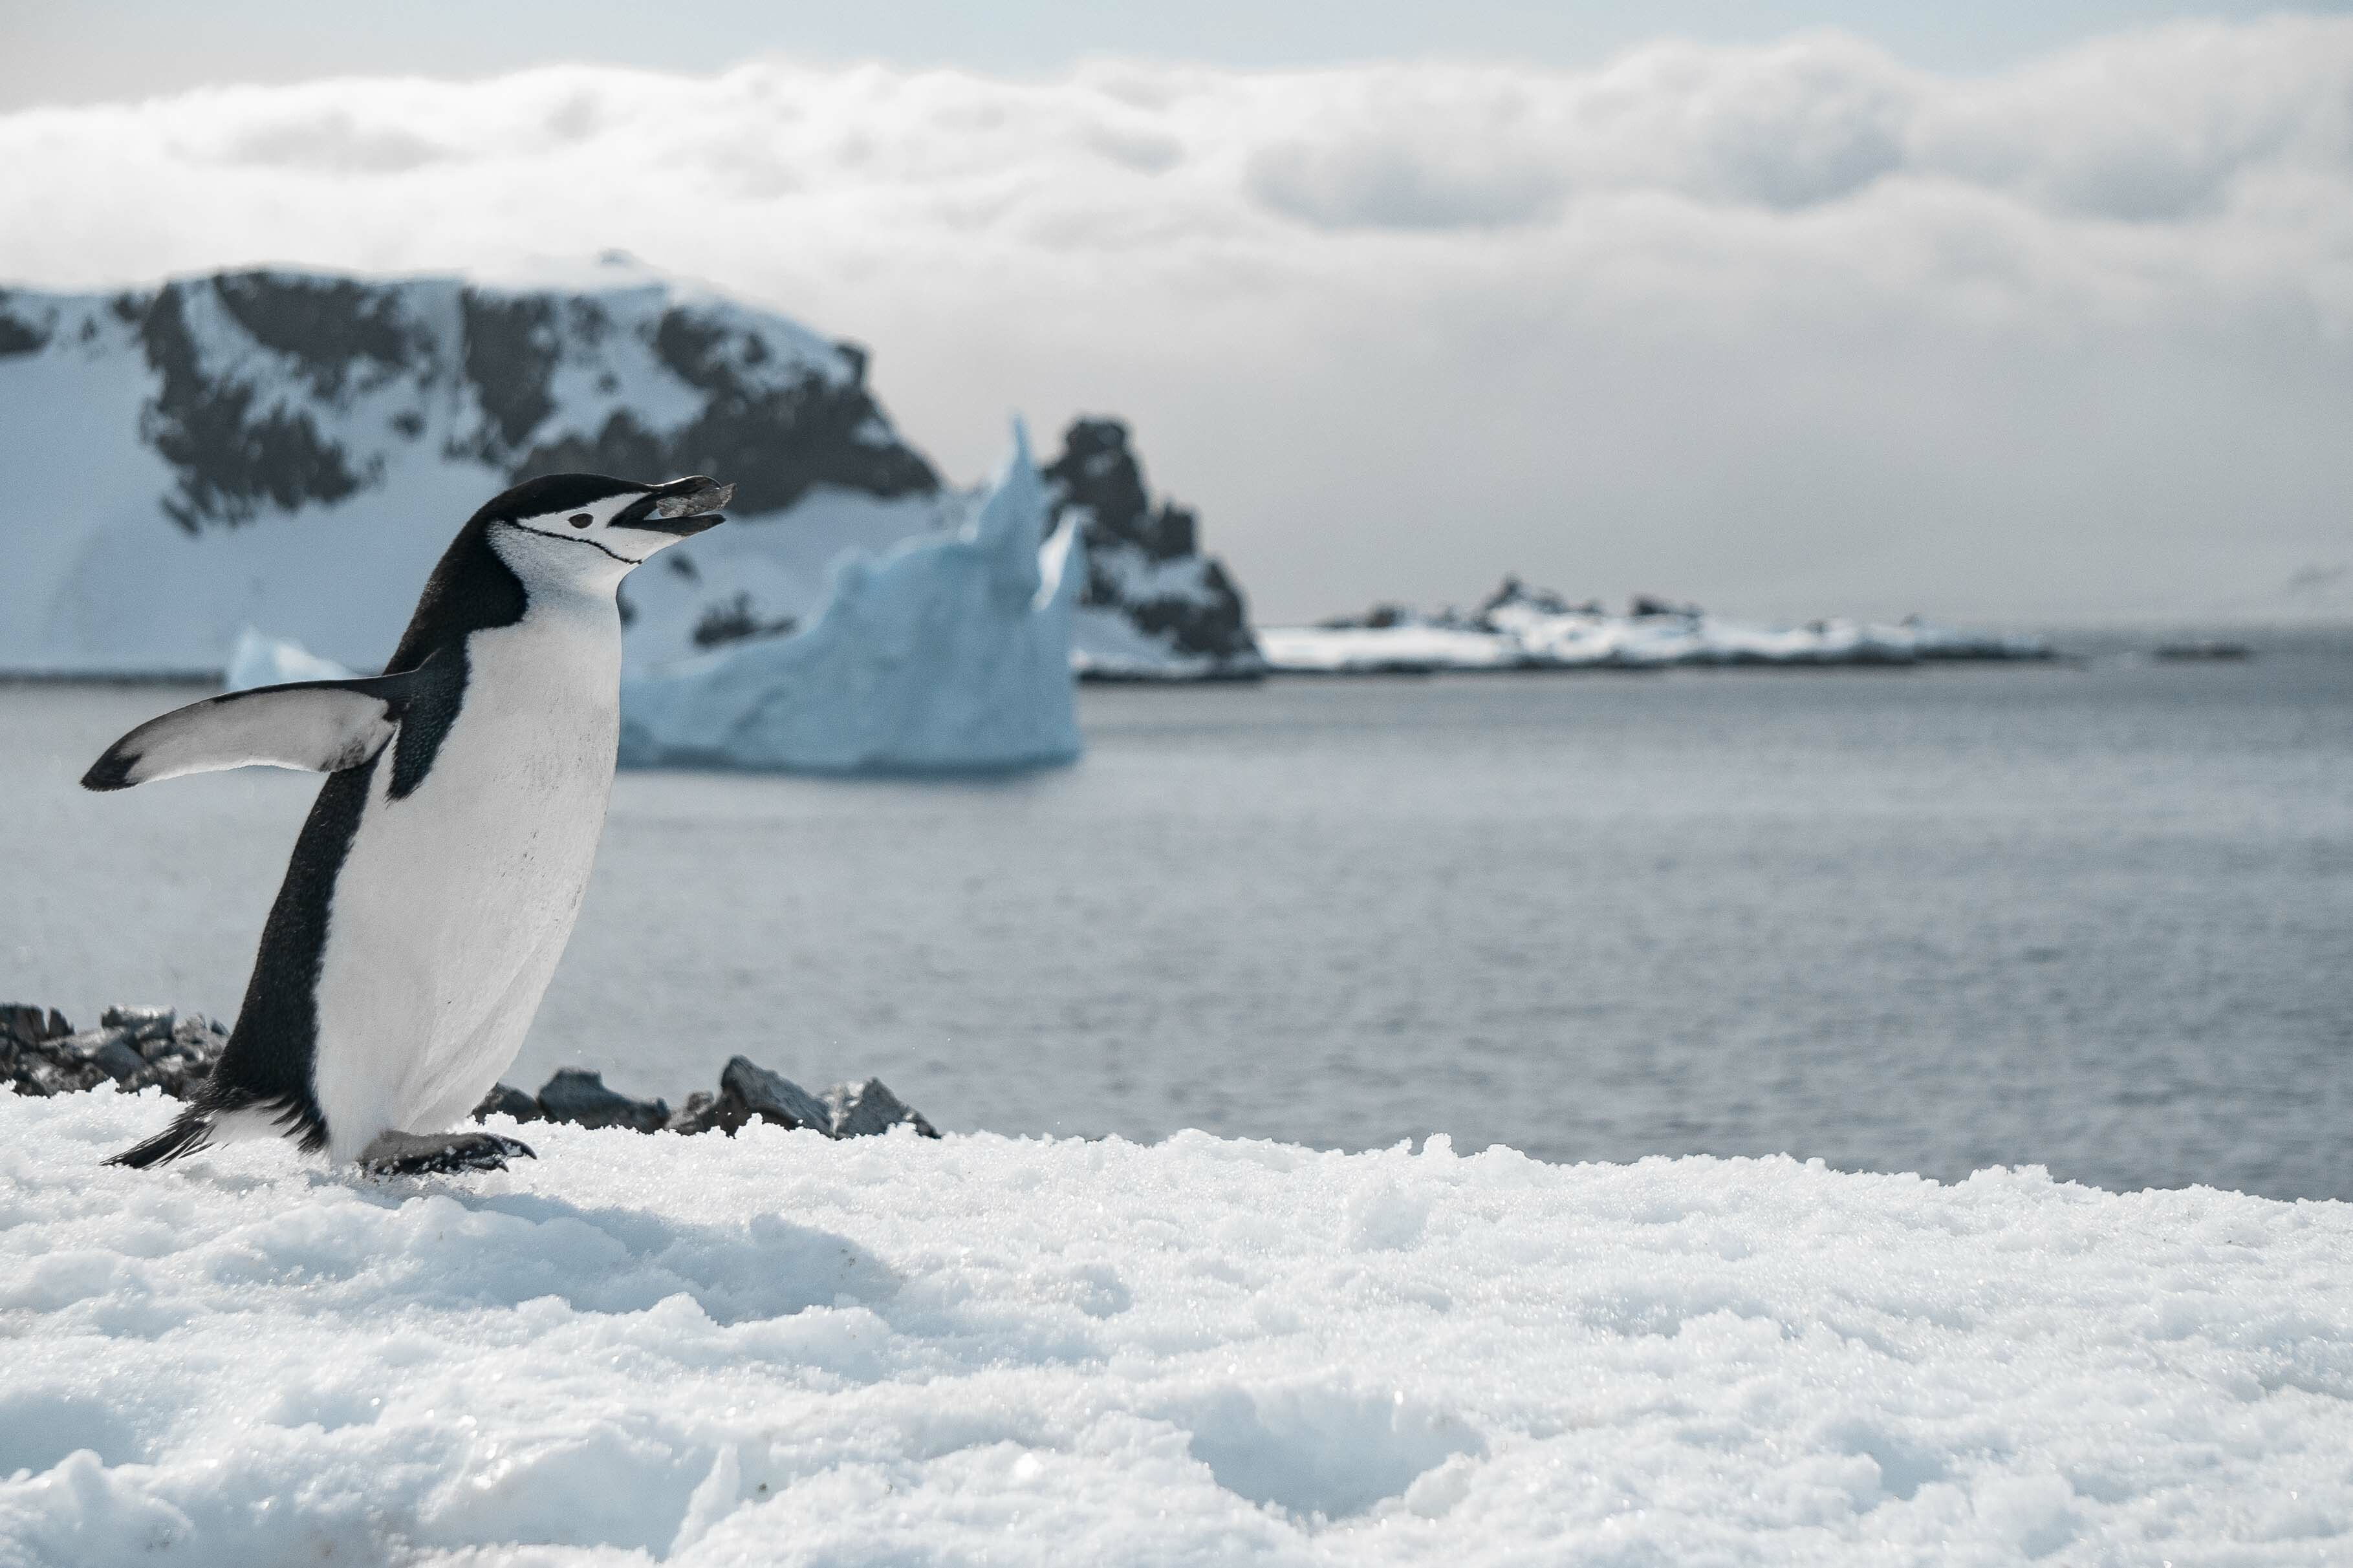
[3,19,2350,621]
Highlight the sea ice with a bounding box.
[5,1086,2350,1565]
[618,429,1084,774]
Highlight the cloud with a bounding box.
[2,19,2350,621]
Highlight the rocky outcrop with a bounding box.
[1043,418,1263,679]
[3,1004,228,1101]
[490,1054,940,1141]
[5,1000,941,1145]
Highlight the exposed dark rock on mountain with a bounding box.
[93,270,942,535]
[512,312,935,515]
[138,281,374,531]
[0,292,52,358]
[1474,575,1603,623]
[1629,594,1707,619]
[1043,417,1261,676]
[691,592,799,650]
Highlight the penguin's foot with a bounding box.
[360,1130,537,1177]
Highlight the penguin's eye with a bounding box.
[569,513,593,528]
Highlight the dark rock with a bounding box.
[102,1005,177,1045]
[6,1053,107,1098]
[121,1055,211,1099]
[719,1056,832,1133]
[0,291,52,358]
[472,1083,543,1124]
[535,1067,668,1133]
[5,1003,223,1101]
[60,1027,147,1082]
[1,1004,65,1050]
[164,1014,230,1060]
[824,1078,942,1139]
[665,1091,728,1135]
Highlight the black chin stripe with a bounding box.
[507,521,645,567]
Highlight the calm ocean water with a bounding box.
[6,631,2348,1198]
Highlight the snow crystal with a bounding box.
[6,1090,2351,1565]
[618,427,1083,775]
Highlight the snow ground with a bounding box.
[5,1089,2352,1567]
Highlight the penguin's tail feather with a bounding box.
[105,1105,216,1169]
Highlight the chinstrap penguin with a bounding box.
[87,472,732,1176]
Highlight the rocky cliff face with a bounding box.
[1043,418,1261,678]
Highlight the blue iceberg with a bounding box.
[618,427,1084,774]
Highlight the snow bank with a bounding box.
[221,627,356,691]
[618,429,1083,775]
[6,1088,2349,1566]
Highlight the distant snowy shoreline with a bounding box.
[1258,581,2055,677]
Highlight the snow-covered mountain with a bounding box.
[0,263,1242,680]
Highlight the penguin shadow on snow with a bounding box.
[310,1170,903,1326]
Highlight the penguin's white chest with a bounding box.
[310,606,621,1157]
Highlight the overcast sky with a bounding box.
[3,1,2321,109]
[3,5,2349,623]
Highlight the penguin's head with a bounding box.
[480,473,733,590]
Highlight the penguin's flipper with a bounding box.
[82,672,420,791]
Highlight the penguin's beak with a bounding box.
[615,475,733,537]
